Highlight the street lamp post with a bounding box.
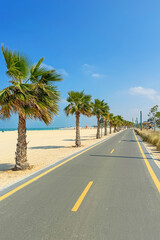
[140,111,142,131]
[136,117,138,128]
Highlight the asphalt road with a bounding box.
[0,129,160,240]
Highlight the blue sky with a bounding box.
[0,0,160,128]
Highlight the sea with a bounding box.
[0,127,72,132]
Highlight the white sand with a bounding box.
[0,127,116,188]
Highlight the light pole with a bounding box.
[136,117,138,128]
[140,111,142,131]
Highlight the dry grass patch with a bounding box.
[135,128,160,151]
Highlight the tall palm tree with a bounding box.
[92,99,105,139]
[102,102,110,136]
[113,116,120,132]
[125,120,133,128]
[116,115,124,131]
[64,91,92,147]
[111,115,123,132]
[0,46,62,170]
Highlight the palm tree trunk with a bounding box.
[96,116,101,139]
[114,126,116,133]
[104,120,107,136]
[75,112,81,147]
[14,113,29,170]
[110,124,112,134]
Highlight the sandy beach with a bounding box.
[0,127,116,189]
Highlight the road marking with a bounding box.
[72,181,93,212]
[110,149,114,154]
[0,132,121,202]
[118,140,121,143]
[133,131,160,193]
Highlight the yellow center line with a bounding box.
[110,149,114,154]
[0,135,111,202]
[133,130,160,193]
[72,181,93,212]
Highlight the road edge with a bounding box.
[0,129,126,201]
[133,129,160,193]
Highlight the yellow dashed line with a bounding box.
[72,181,93,212]
[110,149,114,154]
[0,136,111,202]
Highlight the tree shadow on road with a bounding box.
[122,139,142,143]
[0,163,14,171]
[63,138,90,141]
[29,146,66,149]
[90,154,154,160]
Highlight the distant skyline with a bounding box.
[0,0,160,128]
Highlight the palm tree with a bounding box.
[0,46,62,170]
[102,102,110,136]
[125,120,134,128]
[92,99,105,139]
[111,115,123,132]
[114,115,124,132]
[64,91,92,147]
[112,116,119,133]
[116,115,124,131]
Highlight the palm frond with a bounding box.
[64,91,92,117]
[1,45,30,82]
[0,46,62,125]
[30,58,63,84]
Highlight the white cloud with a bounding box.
[129,86,156,96]
[129,86,160,102]
[82,64,95,74]
[41,63,54,70]
[40,64,69,76]
[91,73,105,78]
[82,64,105,78]
[57,69,69,76]
[60,99,68,105]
